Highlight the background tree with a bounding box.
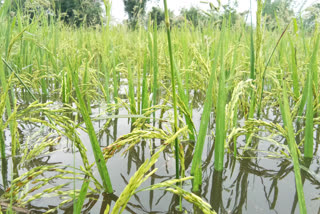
[148,6,173,27]
[123,0,148,28]
[10,0,52,22]
[179,3,243,28]
[180,7,206,27]
[219,4,241,25]
[262,0,294,30]
[303,3,320,30]
[148,6,164,27]
[10,0,102,26]
[54,0,102,26]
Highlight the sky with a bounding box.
[109,0,318,23]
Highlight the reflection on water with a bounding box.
[0,102,320,214]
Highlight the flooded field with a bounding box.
[1,103,319,213]
[1,0,320,213]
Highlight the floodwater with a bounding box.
[0,98,320,214]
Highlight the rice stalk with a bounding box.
[152,18,159,126]
[103,123,183,160]
[83,61,92,114]
[70,58,113,194]
[280,70,306,214]
[141,53,149,117]
[102,59,110,104]
[138,177,216,214]
[0,0,10,18]
[110,126,187,213]
[103,0,111,28]
[127,64,137,124]
[112,52,119,104]
[246,0,256,144]
[289,34,299,99]
[174,62,195,141]
[36,49,48,99]
[2,58,37,101]
[166,187,215,214]
[304,34,319,158]
[163,0,180,181]
[214,18,227,171]
[191,28,221,191]
[74,177,90,214]
[0,63,14,162]
[257,23,290,117]
[111,151,160,214]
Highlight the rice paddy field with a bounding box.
[0,0,320,213]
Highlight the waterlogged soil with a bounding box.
[1,103,320,214]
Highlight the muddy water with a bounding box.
[1,104,320,214]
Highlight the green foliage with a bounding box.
[191,32,221,191]
[163,0,180,182]
[70,59,113,193]
[2,1,320,212]
[303,3,320,30]
[214,20,227,171]
[124,0,148,28]
[180,7,205,27]
[9,0,102,26]
[10,0,27,11]
[106,126,188,213]
[180,4,245,28]
[55,0,102,26]
[304,35,319,158]
[262,0,294,30]
[219,4,241,26]
[148,6,166,27]
[140,176,216,214]
[280,72,307,214]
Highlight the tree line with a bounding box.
[2,0,319,30]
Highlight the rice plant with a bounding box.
[0,0,319,213]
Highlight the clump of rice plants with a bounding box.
[0,0,319,213]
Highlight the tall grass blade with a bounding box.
[2,58,37,101]
[163,0,180,180]
[36,49,48,100]
[289,36,299,99]
[152,16,159,126]
[191,31,221,191]
[304,35,319,158]
[103,0,111,28]
[141,53,149,116]
[74,177,89,214]
[0,0,10,18]
[174,62,195,140]
[83,61,92,114]
[128,64,137,124]
[214,20,227,171]
[280,72,306,214]
[102,60,110,104]
[112,53,119,104]
[246,0,256,142]
[0,73,11,160]
[257,23,290,117]
[70,60,113,193]
[0,63,14,162]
